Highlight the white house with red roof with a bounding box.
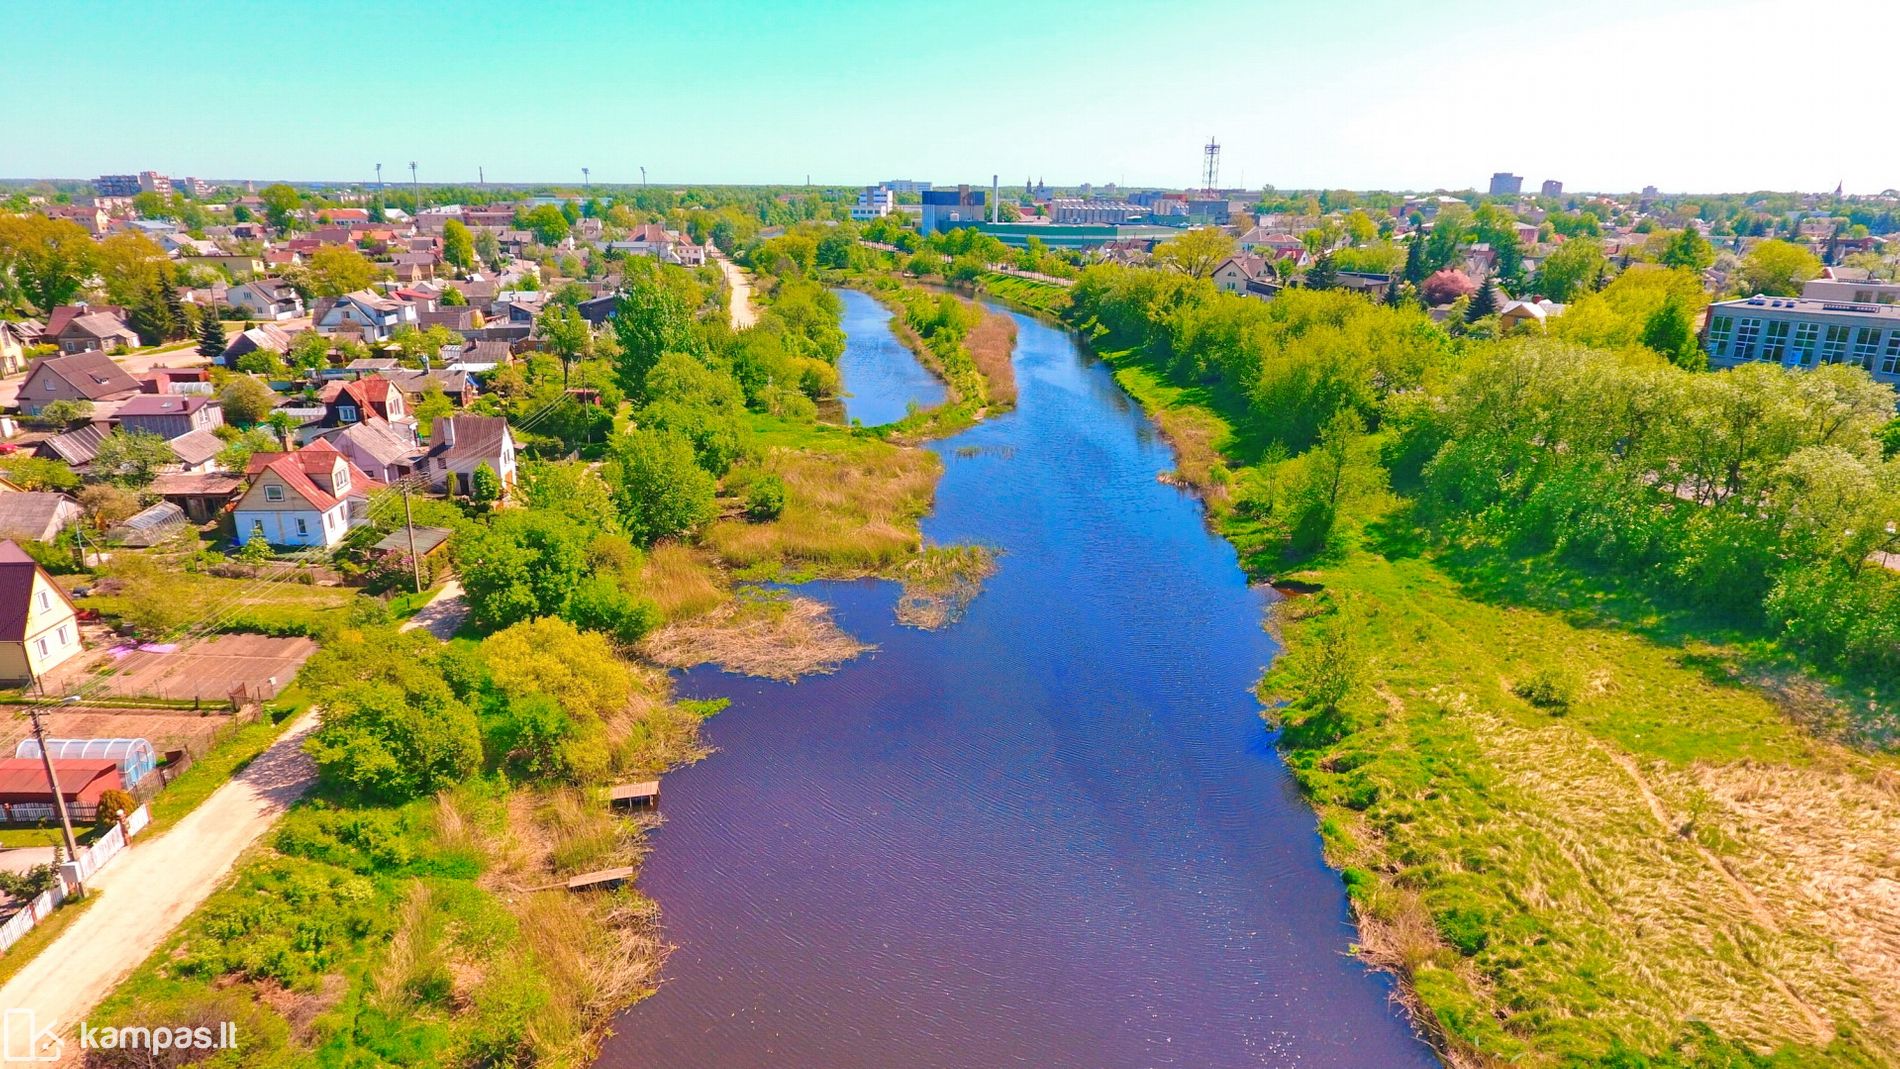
[232,440,379,548]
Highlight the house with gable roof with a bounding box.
[17,351,141,415]
[232,440,378,548]
[0,539,84,684]
[312,289,418,342]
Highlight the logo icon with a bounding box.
[1,1008,63,1063]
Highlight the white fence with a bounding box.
[0,803,152,954]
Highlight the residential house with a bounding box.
[233,440,377,548]
[220,324,297,367]
[312,289,418,342]
[0,540,83,685]
[385,367,476,407]
[226,277,306,321]
[576,294,619,326]
[114,394,223,438]
[1212,253,1270,295]
[314,417,424,483]
[607,223,708,266]
[39,306,125,345]
[416,307,480,333]
[0,493,82,544]
[16,351,141,414]
[423,415,516,497]
[0,320,41,377]
[1499,299,1567,333]
[50,311,139,355]
[302,376,414,443]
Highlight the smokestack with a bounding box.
[991,174,999,224]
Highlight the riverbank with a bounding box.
[1060,284,1900,1066]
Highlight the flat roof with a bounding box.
[1711,296,1900,320]
[373,525,453,556]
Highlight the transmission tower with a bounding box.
[1202,136,1220,195]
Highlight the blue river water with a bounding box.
[834,287,945,426]
[597,299,1438,1068]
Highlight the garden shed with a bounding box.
[15,737,158,786]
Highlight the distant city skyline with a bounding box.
[5,0,1895,195]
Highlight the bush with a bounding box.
[1512,666,1578,712]
[744,473,786,521]
[95,788,139,829]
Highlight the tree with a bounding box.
[455,508,590,631]
[609,276,697,400]
[210,314,242,367]
[219,374,278,425]
[127,280,177,345]
[606,427,717,545]
[91,429,176,487]
[37,399,92,426]
[471,461,501,504]
[474,228,501,270]
[519,204,570,246]
[1535,237,1606,302]
[216,427,281,471]
[1152,227,1236,279]
[308,670,482,804]
[538,302,592,384]
[1641,295,1701,368]
[259,183,301,232]
[77,483,141,526]
[0,456,79,492]
[442,219,475,272]
[440,285,468,306]
[1402,231,1428,285]
[1737,239,1822,296]
[1659,227,1716,273]
[1304,253,1338,290]
[93,232,169,307]
[415,381,454,430]
[1420,268,1477,306]
[287,329,331,372]
[1466,274,1499,321]
[304,246,374,297]
[0,215,96,311]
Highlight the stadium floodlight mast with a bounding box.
[583,166,591,192]
[410,160,419,214]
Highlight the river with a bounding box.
[834,286,945,426]
[597,297,1438,1068]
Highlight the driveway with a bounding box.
[398,579,467,640]
[0,710,319,1066]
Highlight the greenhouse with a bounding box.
[14,737,157,786]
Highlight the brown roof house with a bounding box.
[17,351,141,415]
[234,440,378,548]
[51,311,140,354]
[115,394,223,439]
[0,539,83,685]
[424,415,516,498]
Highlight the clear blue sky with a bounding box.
[6,0,1894,193]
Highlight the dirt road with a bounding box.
[0,711,319,1066]
[714,250,759,330]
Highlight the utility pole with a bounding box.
[409,160,419,215]
[26,706,80,863]
[400,479,423,594]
